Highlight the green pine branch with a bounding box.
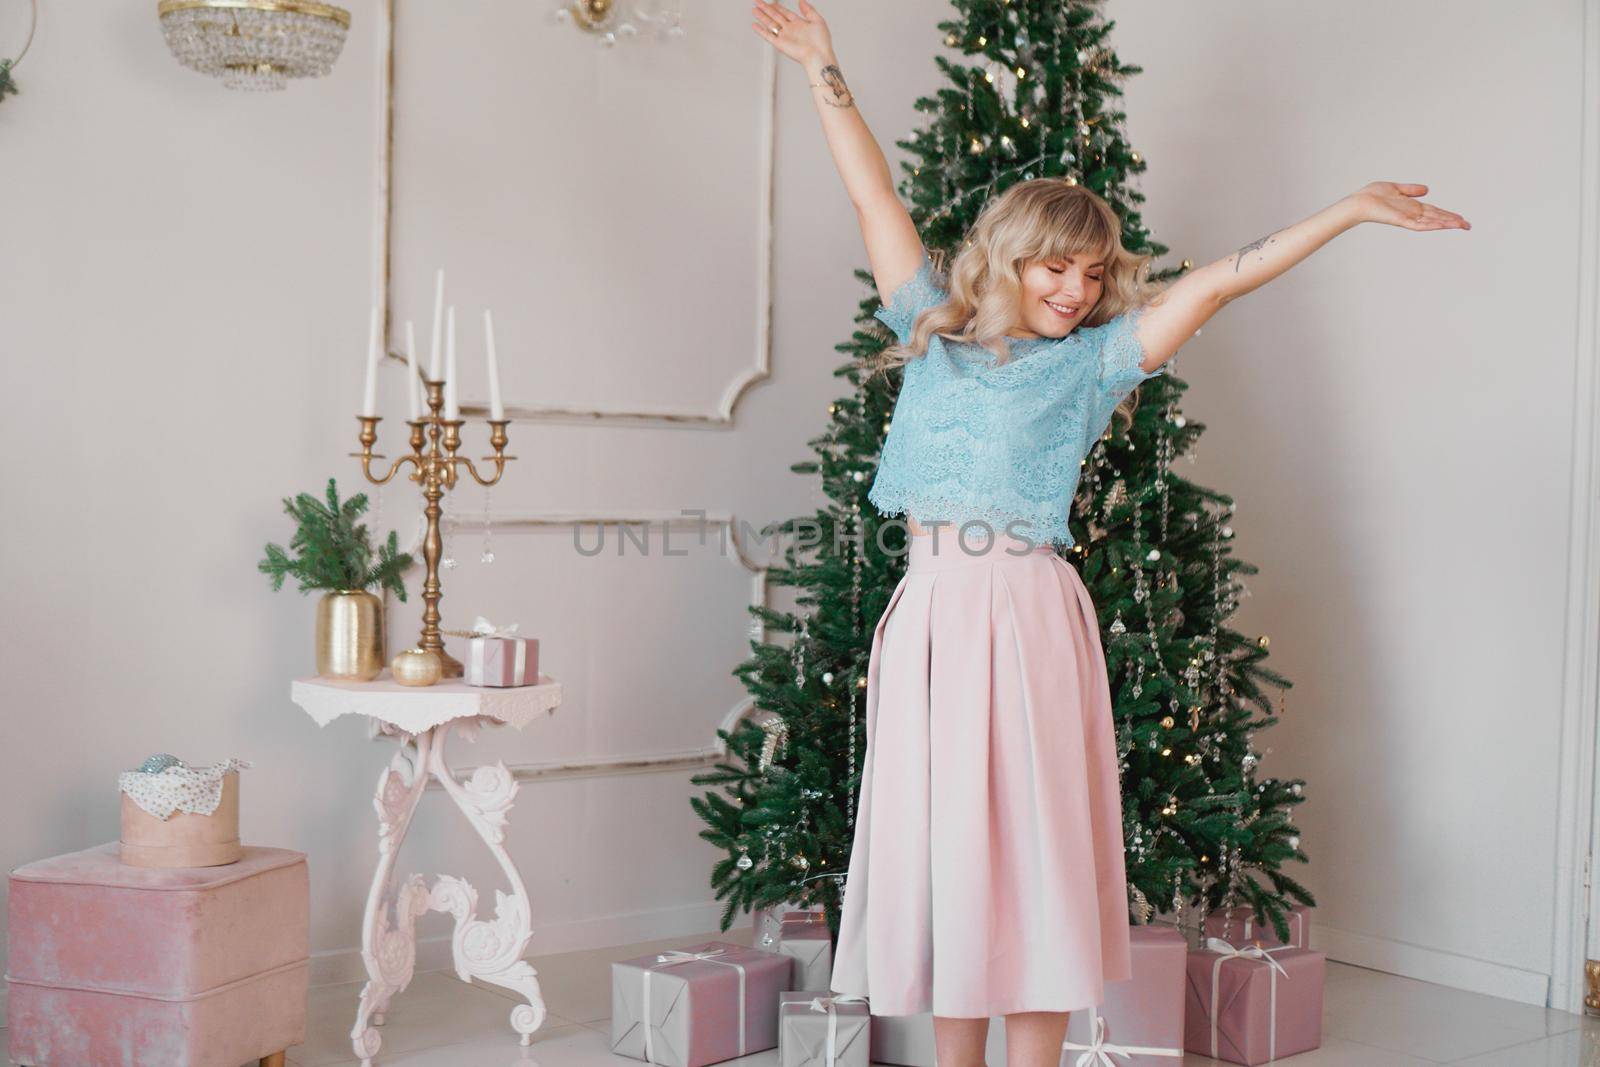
[258,477,413,600]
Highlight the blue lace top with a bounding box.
[867,250,1166,547]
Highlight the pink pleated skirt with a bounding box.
[829,525,1133,1018]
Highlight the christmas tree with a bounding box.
[690,0,1313,947]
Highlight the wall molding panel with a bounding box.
[373,4,778,429]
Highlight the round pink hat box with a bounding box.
[119,763,244,868]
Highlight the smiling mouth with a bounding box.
[1043,298,1080,318]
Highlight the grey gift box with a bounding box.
[779,990,871,1067]
[775,912,834,992]
[753,903,823,946]
[610,940,794,1067]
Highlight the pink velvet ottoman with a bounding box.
[6,843,309,1067]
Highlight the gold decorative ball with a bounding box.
[392,648,443,687]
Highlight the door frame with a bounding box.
[1550,0,1600,1016]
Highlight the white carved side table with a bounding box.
[290,672,563,1067]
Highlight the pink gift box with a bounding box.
[1183,941,1324,1066]
[464,634,539,687]
[1202,905,1312,950]
[1063,923,1187,1067]
[610,939,794,1067]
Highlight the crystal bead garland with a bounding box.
[847,493,863,832]
[440,490,457,571]
[1127,384,1177,702]
[1157,383,1177,543]
[157,1,352,92]
[792,615,808,687]
[372,480,385,549]
[479,486,495,564]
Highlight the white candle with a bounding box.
[404,319,421,420]
[428,268,445,380]
[444,304,459,419]
[483,308,505,421]
[361,304,380,417]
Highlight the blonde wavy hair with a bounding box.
[867,178,1167,426]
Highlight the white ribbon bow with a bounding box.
[804,995,869,1067]
[654,948,730,965]
[1060,1007,1183,1067]
[640,948,748,1066]
[1203,937,1293,1062]
[471,616,520,638]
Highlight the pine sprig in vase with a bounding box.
[259,477,411,600]
[260,478,413,681]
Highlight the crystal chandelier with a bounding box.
[552,0,685,48]
[157,0,351,91]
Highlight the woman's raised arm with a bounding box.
[751,0,924,305]
[1132,182,1471,374]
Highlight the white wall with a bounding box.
[0,0,1585,1012]
[1110,0,1584,1005]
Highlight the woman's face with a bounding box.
[1010,253,1105,339]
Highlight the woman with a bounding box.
[750,3,1469,1065]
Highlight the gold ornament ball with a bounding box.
[1161,716,1175,728]
[392,647,443,687]
[1258,635,1271,649]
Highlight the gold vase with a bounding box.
[315,590,384,681]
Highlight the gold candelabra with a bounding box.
[353,380,513,677]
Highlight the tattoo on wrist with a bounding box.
[811,64,855,108]
[1232,233,1276,272]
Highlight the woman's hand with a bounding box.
[750,0,834,68]
[1346,182,1471,232]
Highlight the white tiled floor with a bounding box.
[5,925,1599,1066]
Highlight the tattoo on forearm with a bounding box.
[1232,233,1277,272]
[815,64,855,108]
